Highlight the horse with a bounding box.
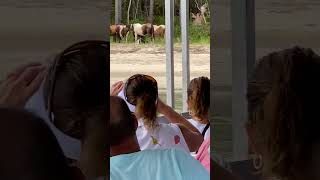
[153,25,165,38]
[109,24,120,43]
[110,24,132,43]
[131,23,155,44]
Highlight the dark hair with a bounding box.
[187,76,210,119]
[44,40,108,140]
[110,96,137,146]
[247,46,320,179]
[124,74,158,130]
[0,108,72,180]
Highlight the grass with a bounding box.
[110,16,210,45]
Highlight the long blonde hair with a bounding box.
[187,77,210,120]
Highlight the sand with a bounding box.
[110,44,210,89]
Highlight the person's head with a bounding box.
[246,47,320,179]
[187,76,210,120]
[124,74,158,130]
[44,40,108,140]
[110,96,138,147]
[0,108,78,180]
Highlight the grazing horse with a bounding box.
[110,24,132,43]
[132,23,155,44]
[153,25,165,38]
[119,24,132,43]
[109,25,119,42]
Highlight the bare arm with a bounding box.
[157,99,204,151]
[178,124,203,152]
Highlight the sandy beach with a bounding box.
[110,44,210,88]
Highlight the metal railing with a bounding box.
[165,0,190,111]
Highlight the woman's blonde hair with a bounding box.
[187,76,210,120]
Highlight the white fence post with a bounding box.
[165,0,175,107]
[181,0,190,112]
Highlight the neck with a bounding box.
[111,137,141,157]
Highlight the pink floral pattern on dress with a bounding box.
[174,135,180,144]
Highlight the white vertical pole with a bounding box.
[181,0,190,112]
[165,0,175,107]
[231,0,255,161]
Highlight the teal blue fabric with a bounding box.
[110,149,210,180]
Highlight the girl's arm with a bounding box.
[157,99,204,151]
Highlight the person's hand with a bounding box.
[110,81,124,96]
[0,63,46,108]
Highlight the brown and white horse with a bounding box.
[131,23,155,44]
[109,24,131,43]
[153,25,165,38]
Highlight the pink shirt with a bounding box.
[196,137,210,173]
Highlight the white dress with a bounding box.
[187,118,210,140]
[117,90,190,152]
[136,119,190,152]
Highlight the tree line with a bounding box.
[112,0,210,25]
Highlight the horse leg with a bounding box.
[141,35,146,44]
[135,33,138,45]
[125,32,129,43]
[132,32,135,43]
